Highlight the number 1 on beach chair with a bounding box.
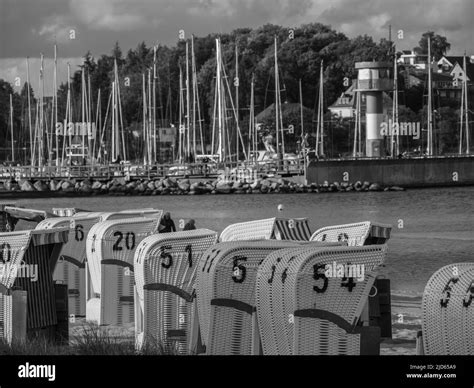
[134,230,218,354]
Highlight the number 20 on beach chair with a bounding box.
[85,217,161,326]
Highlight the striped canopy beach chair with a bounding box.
[418,263,474,355]
[196,240,302,355]
[36,215,101,317]
[220,218,312,242]
[86,217,161,326]
[0,228,69,337]
[310,221,392,246]
[134,230,218,354]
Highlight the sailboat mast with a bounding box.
[142,73,147,164]
[10,94,14,162]
[216,39,223,162]
[39,53,44,168]
[179,66,184,163]
[464,54,469,154]
[26,57,33,166]
[319,61,325,156]
[54,44,58,167]
[274,36,280,159]
[153,45,157,163]
[186,40,191,161]
[235,43,239,162]
[191,36,197,159]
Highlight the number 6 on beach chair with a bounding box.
[310,222,392,246]
[36,216,101,317]
[418,263,474,355]
[134,230,218,354]
[86,217,161,326]
[196,240,302,355]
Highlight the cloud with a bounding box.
[0,57,84,96]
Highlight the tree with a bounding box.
[414,32,451,61]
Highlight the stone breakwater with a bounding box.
[0,177,405,196]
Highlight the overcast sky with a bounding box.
[1,0,473,95]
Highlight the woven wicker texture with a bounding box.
[220,219,276,242]
[421,263,474,355]
[0,292,12,343]
[256,243,343,355]
[290,245,387,355]
[0,231,32,289]
[134,230,218,354]
[197,240,302,355]
[36,216,101,317]
[310,222,372,246]
[85,217,160,326]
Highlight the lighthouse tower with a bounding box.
[354,62,393,157]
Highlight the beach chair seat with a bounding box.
[220,218,311,242]
[86,217,161,326]
[420,263,474,355]
[310,221,392,246]
[36,216,101,317]
[289,245,387,355]
[197,240,302,355]
[256,244,342,355]
[134,230,218,354]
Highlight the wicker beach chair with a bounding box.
[36,216,101,317]
[1,228,69,336]
[220,218,311,242]
[310,221,392,246]
[134,230,218,354]
[197,240,303,355]
[85,217,161,326]
[0,231,32,289]
[287,245,387,355]
[419,263,474,355]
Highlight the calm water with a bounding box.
[21,186,474,296]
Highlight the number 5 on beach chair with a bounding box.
[86,217,161,326]
[417,263,474,355]
[36,216,101,317]
[196,240,302,355]
[134,230,218,354]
